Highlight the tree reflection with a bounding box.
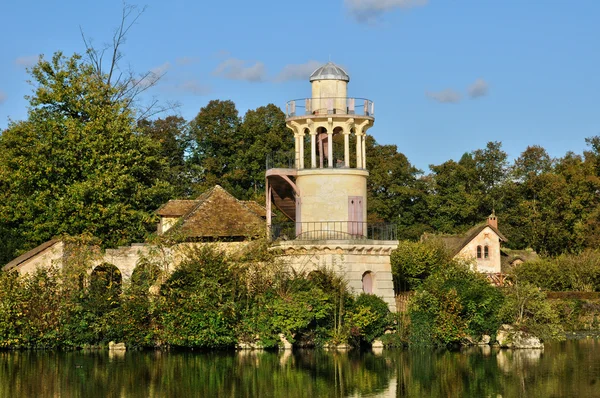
[1,341,600,397]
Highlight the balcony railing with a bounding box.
[270,221,397,242]
[266,152,359,170]
[286,97,374,118]
[266,151,295,170]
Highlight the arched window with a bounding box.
[476,246,482,259]
[362,271,373,294]
[484,245,489,259]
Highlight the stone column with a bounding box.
[327,130,333,168]
[294,134,300,169]
[310,130,316,169]
[356,131,363,169]
[362,134,367,169]
[343,129,350,168]
[299,130,305,170]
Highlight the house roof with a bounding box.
[501,248,539,272]
[2,239,61,272]
[168,185,265,238]
[424,223,508,257]
[156,200,199,217]
[241,201,268,218]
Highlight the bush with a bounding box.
[498,280,564,341]
[346,294,392,344]
[391,240,450,292]
[512,250,600,292]
[408,260,504,346]
[158,246,240,349]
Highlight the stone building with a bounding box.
[266,62,398,311]
[2,185,266,282]
[424,214,508,274]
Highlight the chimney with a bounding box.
[488,212,498,229]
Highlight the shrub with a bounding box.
[498,280,564,341]
[158,246,241,349]
[346,294,392,344]
[408,260,504,346]
[391,240,450,292]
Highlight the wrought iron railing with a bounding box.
[270,221,397,241]
[286,97,374,118]
[266,152,295,170]
[266,152,360,170]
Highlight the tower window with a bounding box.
[476,246,482,259]
[484,245,489,259]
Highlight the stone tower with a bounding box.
[266,62,397,311]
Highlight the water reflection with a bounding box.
[1,340,599,397]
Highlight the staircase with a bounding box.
[266,169,297,221]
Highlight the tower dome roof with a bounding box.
[309,62,350,82]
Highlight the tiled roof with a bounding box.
[2,239,61,271]
[156,200,199,217]
[423,223,507,257]
[167,185,265,238]
[241,201,268,218]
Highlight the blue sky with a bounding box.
[1,0,598,172]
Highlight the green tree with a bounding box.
[365,136,429,239]
[0,52,172,264]
[187,100,242,196]
[138,115,191,197]
[237,104,293,199]
[426,153,482,233]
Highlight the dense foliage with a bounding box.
[408,260,505,346]
[510,249,600,292]
[0,243,392,350]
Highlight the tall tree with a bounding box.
[138,116,190,196]
[0,52,172,264]
[237,104,293,199]
[426,153,482,233]
[188,100,242,195]
[365,136,428,240]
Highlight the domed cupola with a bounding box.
[309,62,350,82]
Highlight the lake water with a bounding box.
[2,340,600,397]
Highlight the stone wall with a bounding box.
[272,240,397,312]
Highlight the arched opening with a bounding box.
[476,246,482,259]
[484,245,489,259]
[131,261,161,290]
[316,127,328,168]
[348,128,357,168]
[362,271,373,294]
[332,126,345,167]
[89,263,122,311]
[303,129,311,169]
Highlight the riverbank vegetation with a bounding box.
[0,242,393,350]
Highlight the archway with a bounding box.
[362,271,373,294]
[89,263,122,310]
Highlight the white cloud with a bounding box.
[150,62,171,76]
[213,58,266,82]
[175,80,211,95]
[0,91,6,104]
[14,55,39,68]
[176,56,199,66]
[345,0,428,23]
[274,60,323,82]
[426,89,461,103]
[468,78,489,98]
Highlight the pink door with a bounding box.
[348,196,363,236]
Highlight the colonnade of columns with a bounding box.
[288,118,371,170]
